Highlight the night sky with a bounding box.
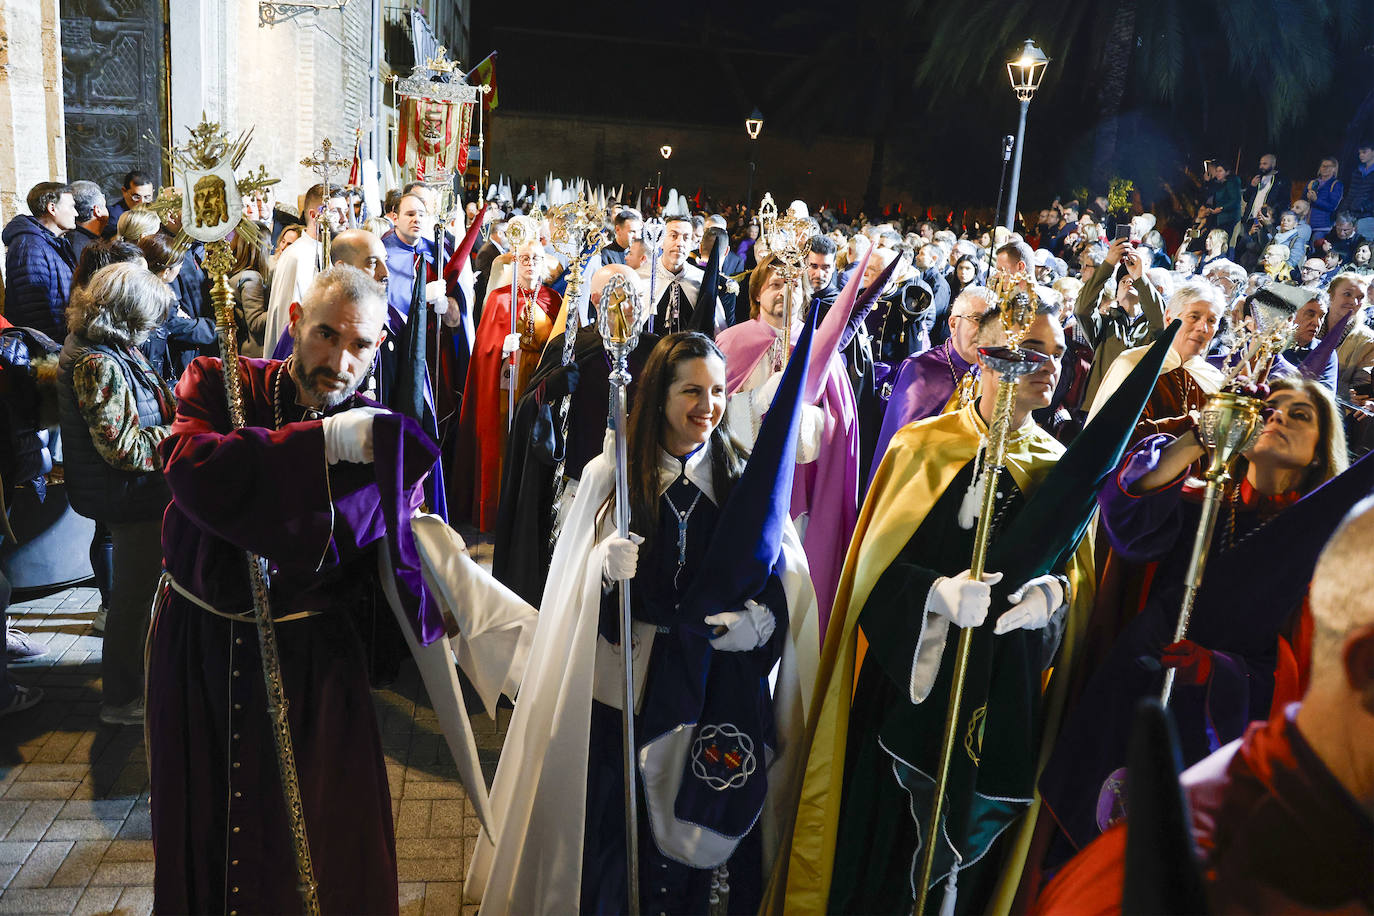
[471,1,1374,213]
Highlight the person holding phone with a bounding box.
[1073,238,1167,406]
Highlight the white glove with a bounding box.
[321,406,387,465]
[705,598,777,652]
[994,574,1068,634]
[502,333,522,359]
[754,370,784,407]
[425,279,448,306]
[926,570,1004,628]
[602,532,644,582]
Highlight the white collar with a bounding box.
[656,440,717,504]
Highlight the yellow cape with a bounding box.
[764,403,1096,914]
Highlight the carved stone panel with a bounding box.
[61,0,165,196]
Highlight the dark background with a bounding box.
[470,0,1374,216]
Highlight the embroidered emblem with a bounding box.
[964,704,987,765]
[691,723,757,791]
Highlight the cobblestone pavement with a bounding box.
[0,531,504,915]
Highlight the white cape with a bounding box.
[464,444,819,912]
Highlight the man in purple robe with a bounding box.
[147,266,438,915]
[869,285,995,477]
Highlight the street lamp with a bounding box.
[1003,39,1049,231]
[660,145,673,159]
[745,107,763,208]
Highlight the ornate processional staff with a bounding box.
[913,272,1042,916]
[1159,318,1291,705]
[152,116,320,916]
[300,136,350,268]
[757,193,813,361]
[546,193,611,547]
[598,273,648,915]
[501,214,539,432]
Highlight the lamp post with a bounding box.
[1004,39,1049,232]
[745,107,764,208]
[656,145,672,211]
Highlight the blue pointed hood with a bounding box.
[678,302,816,622]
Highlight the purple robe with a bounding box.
[147,356,437,915]
[869,341,974,483]
[1040,433,1374,858]
[718,318,859,640]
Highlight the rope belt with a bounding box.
[159,571,323,624]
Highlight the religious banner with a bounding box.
[396,95,474,182]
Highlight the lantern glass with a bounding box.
[1006,40,1049,101]
[745,108,764,140]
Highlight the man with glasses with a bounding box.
[103,169,156,238]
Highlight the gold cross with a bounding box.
[300,137,350,194]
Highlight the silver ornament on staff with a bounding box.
[598,273,647,915]
[1159,318,1290,706]
[641,217,665,333]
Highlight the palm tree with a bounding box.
[770,0,1371,207]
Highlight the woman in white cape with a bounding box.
[466,331,818,914]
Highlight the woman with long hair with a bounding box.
[228,230,268,357]
[468,331,816,915]
[1042,377,1373,858]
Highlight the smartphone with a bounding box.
[1114,225,1131,242]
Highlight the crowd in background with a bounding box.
[1,138,1372,911]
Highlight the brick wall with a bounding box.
[487,111,877,210]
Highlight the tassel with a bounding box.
[957,443,987,530]
[708,864,730,915]
[938,861,959,916]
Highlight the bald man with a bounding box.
[1036,495,1374,913]
[262,229,390,359]
[491,262,659,606]
[330,228,389,284]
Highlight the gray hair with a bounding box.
[299,265,387,328]
[1165,279,1226,319]
[69,180,106,223]
[951,285,996,318]
[67,262,174,347]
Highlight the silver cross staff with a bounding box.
[597,273,646,915]
[641,217,665,334]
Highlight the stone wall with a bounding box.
[0,0,66,227]
[487,111,876,211]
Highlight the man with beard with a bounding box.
[147,266,439,915]
[807,234,840,310]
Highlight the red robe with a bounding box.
[1033,705,1374,914]
[449,283,560,530]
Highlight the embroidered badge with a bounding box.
[691,724,757,791]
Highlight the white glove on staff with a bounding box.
[321,406,387,465]
[994,574,1068,634]
[502,333,522,359]
[425,279,448,308]
[926,570,1004,628]
[602,533,644,582]
[705,599,777,652]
